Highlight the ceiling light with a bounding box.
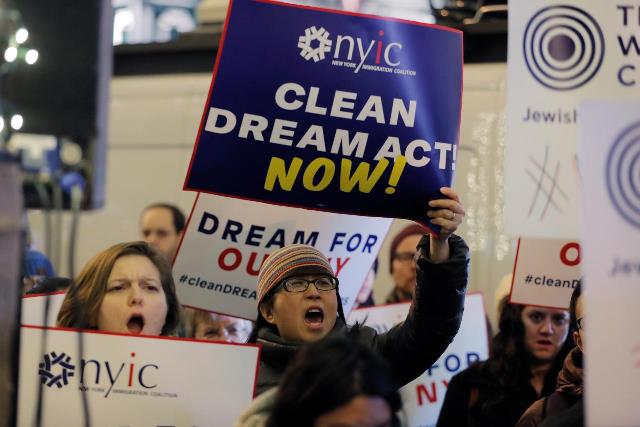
[16,28,29,44]
[25,49,38,65]
[4,47,18,62]
[11,114,23,130]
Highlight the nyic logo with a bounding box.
[606,121,640,229]
[39,352,76,388]
[297,26,332,62]
[523,5,605,91]
[37,351,166,398]
[297,26,415,76]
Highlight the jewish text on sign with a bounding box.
[506,1,640,238]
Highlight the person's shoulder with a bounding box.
[449,362,489,387]
[24,249,55,275]
[234,387,277,427]
[515,397,545,427]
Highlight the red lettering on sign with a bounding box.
[246,252,269,276]
[335,257,350,276]
[416,383,437,406]
[560,242,581,267]
[218,248,242,271]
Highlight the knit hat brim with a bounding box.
[257,244,335,304]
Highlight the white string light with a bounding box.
[4,46,18,62]
[25,49,38,65]
[10,114,23,130]
[15,28,29,44]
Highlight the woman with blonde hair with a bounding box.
[57,241,180,336]
[184,308,254,343]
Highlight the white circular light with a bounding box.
[16,28,29,44]
[0,117,4,132]
[4,47,18,62]
[11,114,23,130]
[60,141,83,166]
[25,49,38,65]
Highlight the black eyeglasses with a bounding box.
[280,276,338,293]
[393,252,416,262]
[576,317,585,330]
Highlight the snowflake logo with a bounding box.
[297,26,332,62]
[39,352,75,388]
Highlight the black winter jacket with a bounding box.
[254,233,470,396]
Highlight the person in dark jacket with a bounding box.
[516,283,584,427]
[249,187,469,396]
[437,296,574,427]
[235,332,403,427]
[268,333,402,427]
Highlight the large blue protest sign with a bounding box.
[184,0,462,227]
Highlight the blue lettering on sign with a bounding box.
[72,352,161,397]
[197,211,319,249]
[426,352,481,376]
[616,6,640,87]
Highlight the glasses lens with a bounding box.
[284,279,309,292]
[315,277,336,291]
[394,252,415,262]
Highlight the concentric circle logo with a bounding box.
[38,352,75,388]
[523,5,605,91]
[606,121,640,229]
[298,26,332,62]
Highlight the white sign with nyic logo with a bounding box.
[173,193,391,320]
[348,293,489,427]
[510,237,582,309]
[579,101,640,427]
[17,326,260,427]
[506,0,640,239]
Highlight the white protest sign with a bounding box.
[579,101,640,427]
[18,326,260,427]
[173,192,391,320]
[510,238,582,309]
[348,302,410,334]
[21,293,66,327]
[348,293,489,427]
[506,0,640,238]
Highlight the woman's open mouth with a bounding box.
[127,314,145,334]
[304,307,324,330]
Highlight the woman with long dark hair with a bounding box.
[437,296,574,427]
